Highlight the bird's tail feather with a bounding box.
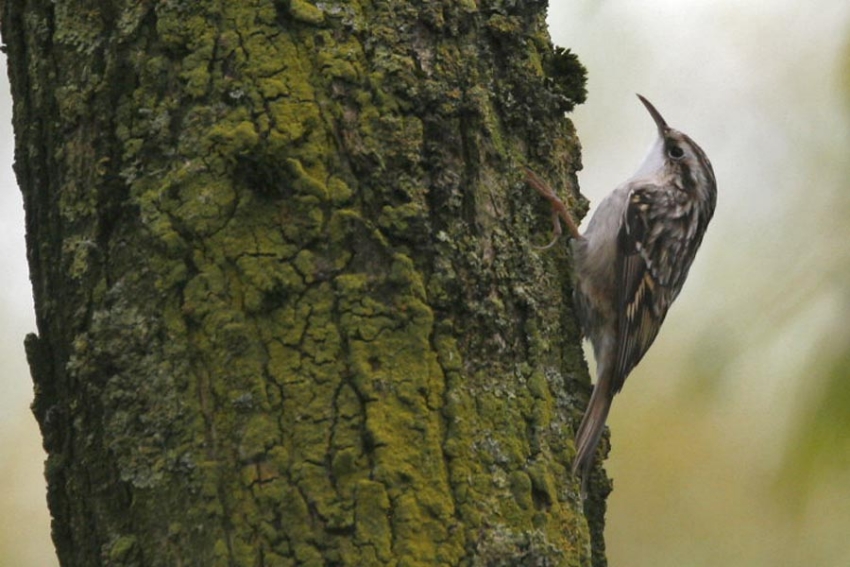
[572,376,614,496]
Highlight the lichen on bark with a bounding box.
[2,0,605,565]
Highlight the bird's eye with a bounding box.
[668,145,685,160]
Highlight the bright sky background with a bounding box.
[2,1,850,565]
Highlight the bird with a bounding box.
[526,94,717,495]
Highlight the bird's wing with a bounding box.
[610,185,670,393]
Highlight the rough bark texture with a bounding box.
[2,0,608,565]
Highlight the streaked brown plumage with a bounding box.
[527,95,717,496]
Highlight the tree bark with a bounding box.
[2,1,607,565]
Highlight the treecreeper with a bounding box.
[527,95,717,496]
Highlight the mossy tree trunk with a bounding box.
[2,0,608,565]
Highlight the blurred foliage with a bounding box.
[776,27,850,507]
[778,325,850,509]
[777,20,850,515]
[549,1,850,566]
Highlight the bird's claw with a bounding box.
[525,167,583,243]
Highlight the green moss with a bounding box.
[433,333,463,373]
[318,54,360,83]
[179,21,216,97]
[55,85,86,125]
[285,158,328,200]
[331,447,357,479]
[486,14,520,36]
[389,253,426,298]
[236,255,306,312]
[288,0,325,26]
[378,202,425,239]
[275,302,310,347]
[300,283,342,364]
[354,481,392,561]
[257,77,290,99]
[327,176,353,204]
[213,539,230,563]
[240,414,280,460]
[208,120,259,158]
[527,371,548,399]
[64,236,94,280]
[280,196,325,243]
[527,463,556,505]
[267,101,314,145]
[171,174,237,236]
[293,249,318,284]
[510,471,533,510]
[108,535,138,561]
[393,493,443,564]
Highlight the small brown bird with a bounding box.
[526,95,717,494]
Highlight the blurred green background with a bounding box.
[550,0,850,565]
[2,1,849,565]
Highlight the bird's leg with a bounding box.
[524,167,583,245]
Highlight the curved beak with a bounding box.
[637,94,668,134]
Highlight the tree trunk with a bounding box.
[2,1,607,565]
